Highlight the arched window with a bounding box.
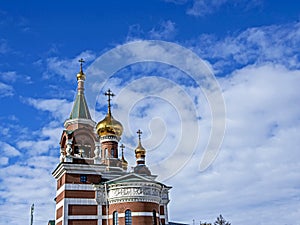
[152,210,157,225]
[113,211,118,225]
[125,209,132,225]
[104,148,108,158]
[111,148,114,158]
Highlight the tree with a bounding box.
[214,214,231,225]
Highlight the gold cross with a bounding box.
[105,89,115,113]
[137,129,142,140]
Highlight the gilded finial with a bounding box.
[77,58,86,80]
[105,89,115,115]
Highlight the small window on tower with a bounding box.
[80,175,87,183]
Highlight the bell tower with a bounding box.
[96,89,124,168]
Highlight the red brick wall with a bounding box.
[65,190,95,198]
[68,205,97,215]
[109,201,159,213]
[65,174,101,184]
[56,191,65,203]
[56,206,63,219]
[68,219,97,225]
[108,202,159,225]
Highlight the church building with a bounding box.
[52,60,172,225]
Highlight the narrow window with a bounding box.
[153,210,157,225]
[111,148,114,158]
[125,209,132,225]
[104,148,108,158]
[113,211,118,225]
[80,175,87,183]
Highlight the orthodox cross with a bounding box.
[120,144,125,156]
[78,58,85,72]
[137,129,142,140]
[120,143,125,151]
[105,89,115,113]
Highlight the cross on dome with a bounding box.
[105,89,115,114]
[137,129,142,140]
[78,58,85,72]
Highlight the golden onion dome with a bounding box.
[135,140,146,156]
[77,58,86,80]
[96,113,123,137]
[77,70,86,81]
[121,155,128,165]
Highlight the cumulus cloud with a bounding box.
[0,82,14,97]
[44,50,96,80]
[168,63,300,225]
[190,22,300,74]
[149,20,177,40]
[0,71,17,82]
[26,98,73,121]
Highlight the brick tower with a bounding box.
[52,60,171,225]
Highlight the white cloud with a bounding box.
[0,141,21,157]
[190,22,300,73]
[167,63,300,224]
[45,50,96,80]
[149,20,177,40]
[26,98,73,121]
[0,71,17,82]
[0,82,14,97]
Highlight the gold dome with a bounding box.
[135,140,146,156]
[77,58,86,80]
[96,113,123,137]
[77,70,86,81]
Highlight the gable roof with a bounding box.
[107,173,157,184]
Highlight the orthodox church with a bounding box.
[52,60,172,225]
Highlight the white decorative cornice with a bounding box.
[64,118,96,128]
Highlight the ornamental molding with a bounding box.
[95,182,166,205]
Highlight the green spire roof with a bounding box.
[70,92,91,119]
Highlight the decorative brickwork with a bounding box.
[56,206,63,219]
[68,219,97,225]
[68,205,97,215]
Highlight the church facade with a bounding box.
[52,60,171,225]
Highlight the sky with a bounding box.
[0,0,300,224]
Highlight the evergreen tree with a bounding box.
[214,214,231,225]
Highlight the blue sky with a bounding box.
[1,0,300,224]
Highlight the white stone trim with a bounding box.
[68,215,99,220]
[56,183,95,202]
[56,217,62,224]
[102,212,160,218]
[65,198,98,205]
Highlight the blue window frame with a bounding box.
[113,211,118,225]
[125,209,132,225]
[80,175,87,183]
